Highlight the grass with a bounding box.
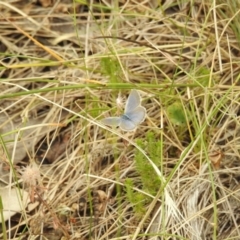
[0,0,240,239]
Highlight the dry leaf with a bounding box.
[0,115,46,163]
[0,187,29,223]
[209,149,224,169]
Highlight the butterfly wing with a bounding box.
[124,89,141,114]
[125,106,146,125]
[101,117,121,127]
[119,117,138,131]
[120,106,146,131]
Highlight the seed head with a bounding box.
[21,163,41,187]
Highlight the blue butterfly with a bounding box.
[102,89,146,131]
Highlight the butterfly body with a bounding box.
[102,90,146,131]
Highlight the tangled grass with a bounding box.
[1,0,240,239]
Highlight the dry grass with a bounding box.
[1,0,240,239]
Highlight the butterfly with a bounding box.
[102,89,146,131]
